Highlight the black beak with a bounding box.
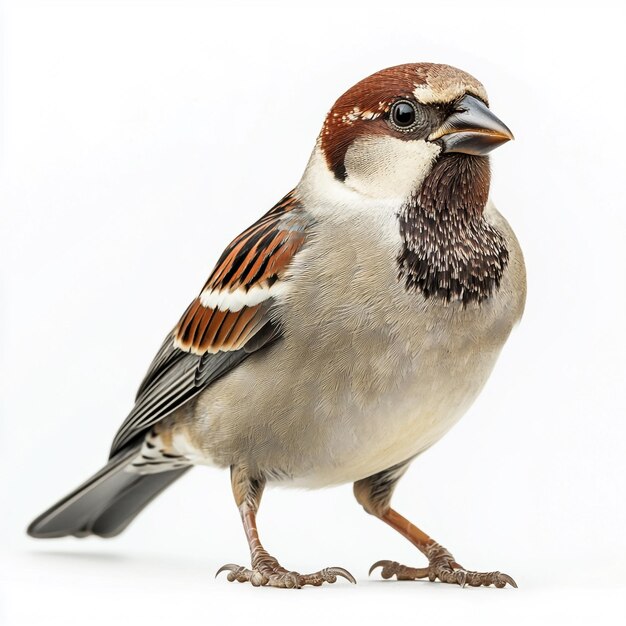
[429,94,514,155]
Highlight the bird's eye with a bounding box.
[390,100,418,131]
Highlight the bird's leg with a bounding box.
[216,465,355,588]
[354,462,517,588]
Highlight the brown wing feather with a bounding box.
[174,190,311,355]
[109,191,309,454]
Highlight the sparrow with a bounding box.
[28,62,526,589]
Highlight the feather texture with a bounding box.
[109,190,311,455]
[175,191,309,354]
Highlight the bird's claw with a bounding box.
[369,556,517,589]
[216,563,356,588]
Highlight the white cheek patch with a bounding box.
[343,136,441,201]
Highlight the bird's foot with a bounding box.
[216,560,356,588]
[369,542,517,588]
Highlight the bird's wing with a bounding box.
[110,190,312,456]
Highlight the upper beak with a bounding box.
[429,94,514,155]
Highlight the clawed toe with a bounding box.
[318,567,357,585]
[369,560,430,581]
[216,563,268,586]
[369,559,517,588]
[216,563,356,588]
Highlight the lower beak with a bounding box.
[429,94,514,155]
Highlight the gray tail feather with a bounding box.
[27,445,191,539]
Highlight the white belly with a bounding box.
[180,320,506,488]
[286,336,503,488]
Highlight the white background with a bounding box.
[1,1,625,624]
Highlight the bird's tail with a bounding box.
[27,444,191,539]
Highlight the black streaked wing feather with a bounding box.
[109,190,309,457]
[134,331,185,399]
[111,342,251,456]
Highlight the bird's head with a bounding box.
[306,62,513,208]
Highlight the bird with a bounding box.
[28,62,526,589]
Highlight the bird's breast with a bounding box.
[183,201,525,487]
